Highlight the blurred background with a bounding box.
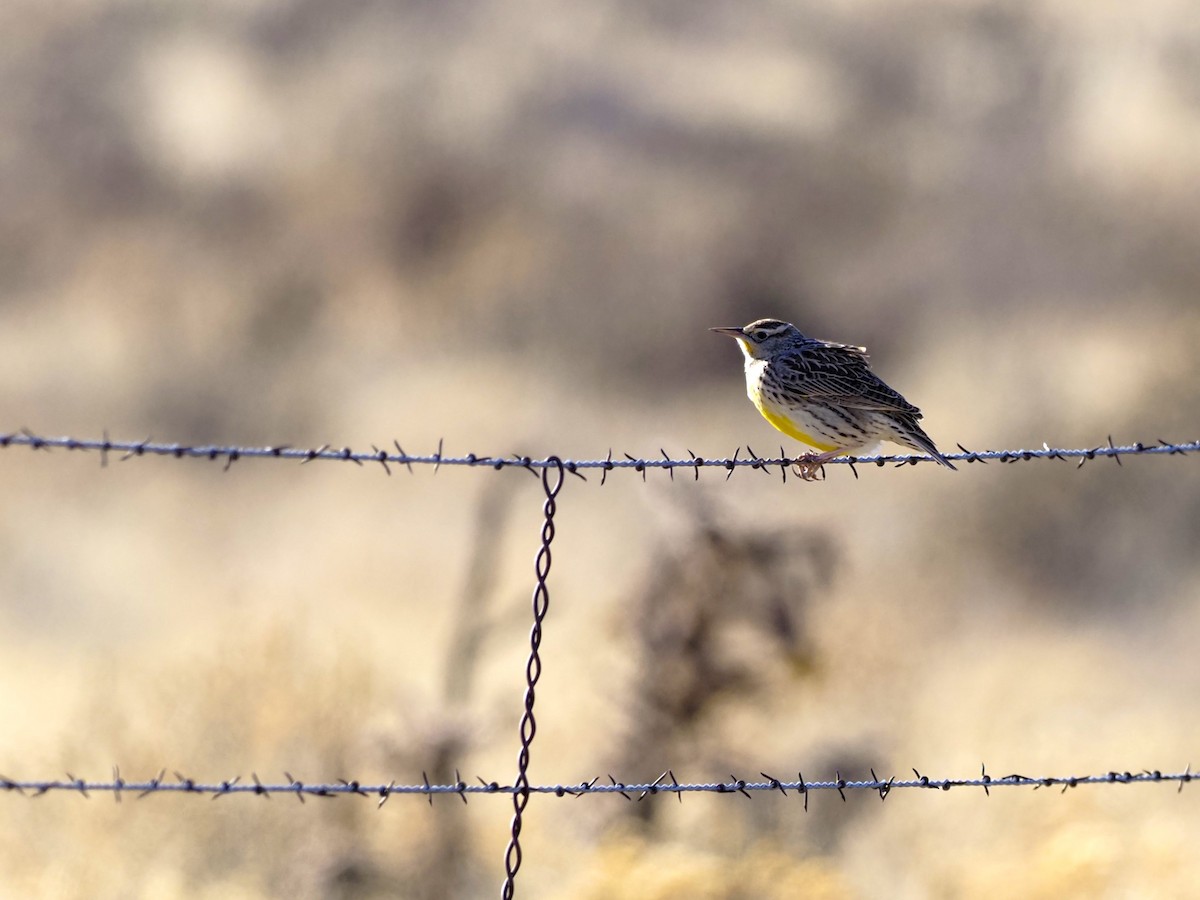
[2,1,1200,897]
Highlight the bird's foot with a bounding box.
[791,453,828,482]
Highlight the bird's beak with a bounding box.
[709,326,745,338]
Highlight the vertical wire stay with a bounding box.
[501,457,564,899]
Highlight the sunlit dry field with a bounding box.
[2,2,1200,897]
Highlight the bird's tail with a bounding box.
[895,419,957,471]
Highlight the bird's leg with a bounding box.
[792,448,844,482]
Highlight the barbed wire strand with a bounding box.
[501,458,563,899]
[2,766,1192,804]
[2,430,1197,480]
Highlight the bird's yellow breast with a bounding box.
[742,356,841,452]
[754,400,841,452]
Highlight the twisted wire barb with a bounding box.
[2,430,1197,479]
[2,767,1192,801]
[501,458,564,899]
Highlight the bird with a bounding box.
[710,318,956,479]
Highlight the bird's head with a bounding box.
[709,319,803,360]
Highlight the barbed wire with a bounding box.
[6,426,1198,897]
[2,766,1192,808]
[2,429,1197,481]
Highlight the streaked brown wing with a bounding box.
[776,342,923,416]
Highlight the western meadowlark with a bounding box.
[711,318,956,479]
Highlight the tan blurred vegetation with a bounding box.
[2,1,1200,897]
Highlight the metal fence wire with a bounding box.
[501,458,563,899]
[2,767,1195,803]
[3,429,1199,897]
[3,430,1198,479]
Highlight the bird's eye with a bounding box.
[751,331,766,341]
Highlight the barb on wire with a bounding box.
[501,457,564,900]
[1,766,1192,801]
[2,430,1197,480]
